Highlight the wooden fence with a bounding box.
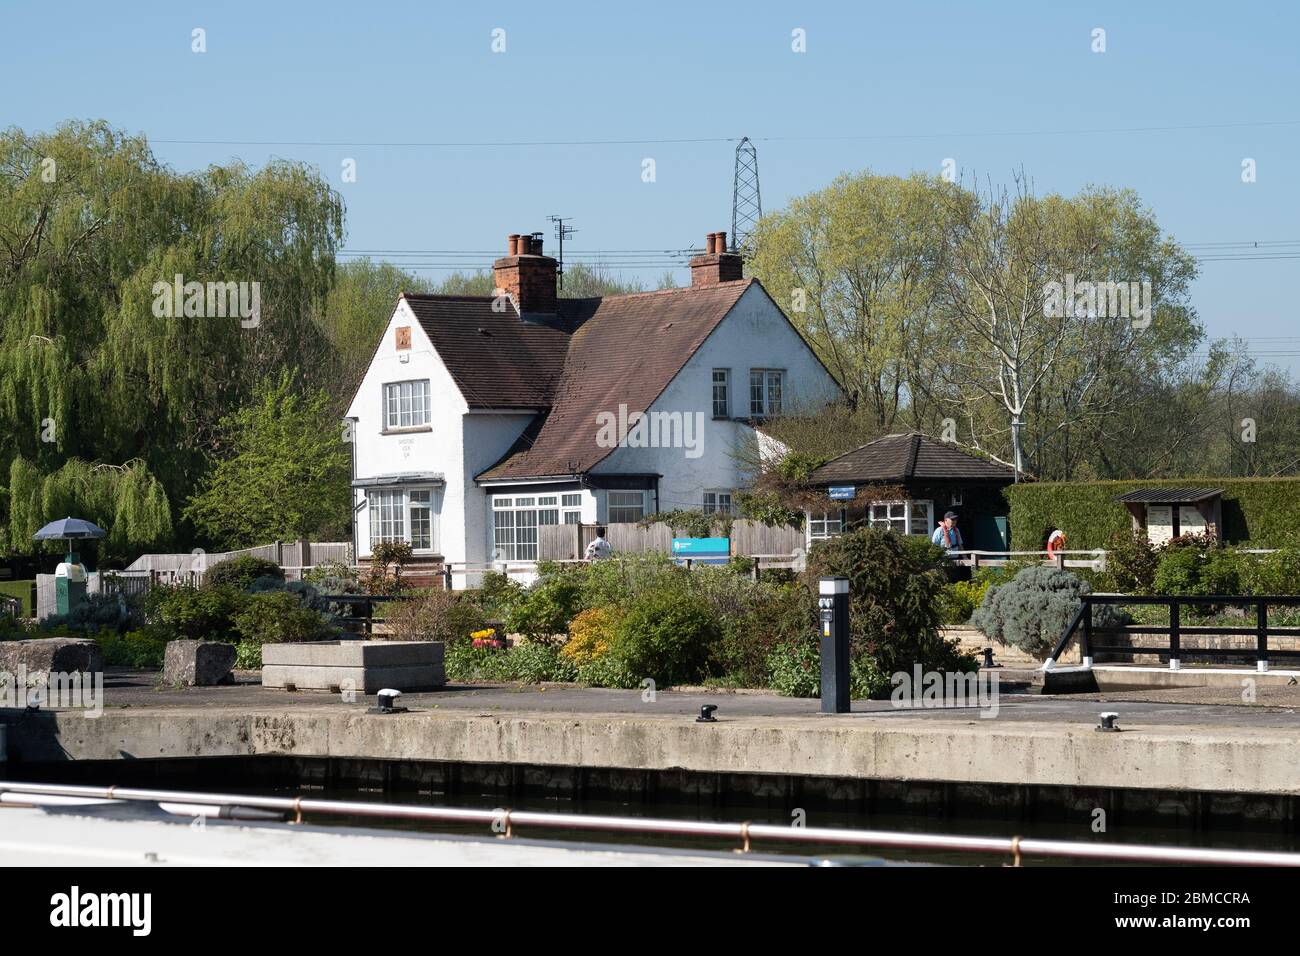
[539,521,804,561]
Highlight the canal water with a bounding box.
[16,755,1300,865]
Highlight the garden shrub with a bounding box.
[235,639,262,669]
[939,579,989,625]
[579,552,685,609]
[364,540,412,595]
[804,528,973,676]
[304,560,361,595]
[96,628,169,668]
[503,642,579,683]
[505,565,585,644]
[970,565,1126,659]
[206,555,285,590]
[41,592,137,635]
[384,589,486,643]
[767,638,888,699]
[476,570,524,617]
[233,591,336,646]
[1101,530,1160,594]
[576,652,640,689]
[148,584,246,641]
[563,607,622,666]
[605,589,718,686]
[1239,548,1300,596]
[709,581,813,686]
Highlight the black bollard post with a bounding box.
[818,577,850,714]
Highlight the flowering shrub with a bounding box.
[562,608,621,665]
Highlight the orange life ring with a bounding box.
[1046,530,1066,556]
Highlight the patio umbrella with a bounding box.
[33,517,107,561]
[33,517,107,541]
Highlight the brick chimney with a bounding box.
[493,232,558,314]
[689,231,744,288]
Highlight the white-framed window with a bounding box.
[383,380,431,430]
[909,500,935,536]
[810,509,845,540]
[491,494,574,560]
[749,369,784,417]
[608,490,647,524]
[703,490,734,515]
[562,493,583,525]
[712,369,730,418]
[866,500,935,537]
[369,488,439,551]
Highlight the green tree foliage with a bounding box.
[6,457,172,558]
[182,370,350,548]
[0,121,344,554]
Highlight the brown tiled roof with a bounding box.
[810,432,1016,484]
[476,281,754,479]
[404,294,576,409]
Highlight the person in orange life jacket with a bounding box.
[932,511,964,553]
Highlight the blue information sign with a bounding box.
[828,486,856,500]
[671,537,730,565]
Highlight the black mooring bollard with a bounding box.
[818,577,850,714]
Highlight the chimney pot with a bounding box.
[705,233,716,255]
[508,234,520,256]
[717,231,728,253]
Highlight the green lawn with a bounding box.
[0,580,34,617]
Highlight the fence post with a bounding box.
[971,552,980,570]
[1054,551,1065,570]
[1080,599,1093,667]
[751,557,760,583]
[1257,600,1269,673]
[1168,600,1181,670]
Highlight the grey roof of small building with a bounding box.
[809,432,1017,484]
[1113,487,1223,504]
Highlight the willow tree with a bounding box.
[6,457,172,558]
[0,120,345,549]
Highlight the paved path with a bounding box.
[88,668,1300,729]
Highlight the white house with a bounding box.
[344,229,841,587]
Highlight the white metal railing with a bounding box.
[0,781,1296,866]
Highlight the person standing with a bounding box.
[932,511,964,554]
[585,526,613,560]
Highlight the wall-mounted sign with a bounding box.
[828,486,855,501]
[1147,505,1174,546]
[671,537,730,565]
[395,326,412,350]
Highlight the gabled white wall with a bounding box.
[347,299,471,562]
[592,282,841,516]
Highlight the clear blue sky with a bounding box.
[6,0,1299,370]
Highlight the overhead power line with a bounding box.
[149,118,1300,150]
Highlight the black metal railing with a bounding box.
[323,594,411,637]
[1048,594,1300,669]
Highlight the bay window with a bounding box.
[369,488,439,552]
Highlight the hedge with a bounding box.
[1007,478,1300,551]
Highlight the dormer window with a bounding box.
[384,380,431,430]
